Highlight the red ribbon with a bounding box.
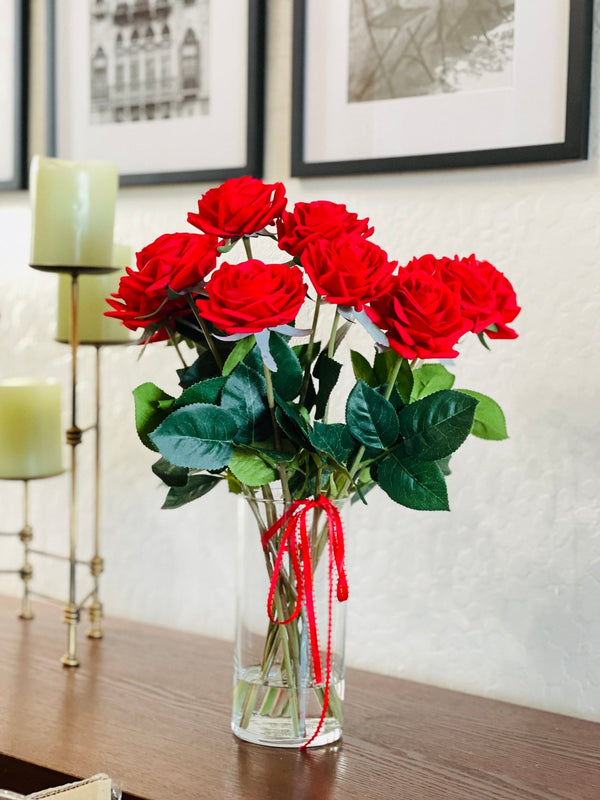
[261,495,348,748]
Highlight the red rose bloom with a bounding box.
[196,259,307,335]
[366,272,470,359]
[302,234,396,311]
[105,266,189,341]
[277,200,374,257]
[187,176,287,238]
[407,253,520,339]
[136,232,220,294]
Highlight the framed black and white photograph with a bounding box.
[0,0,27,191]
[49,0,265,185]
[291,0,593,177]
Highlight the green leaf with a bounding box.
[152,457,188,487]
[174,377,226,409]
[133,382,175,452]
[245,442,295,465]
[162,474,222,509]
[150,403,237,470]
[395,358,414,404]
[398,390,478,462]
[410,363,455,401]
[457,389,508,440]
[292,341,321,369]
[269,333,304,401]
[222,335,256,377]
[346,380,399,449]
[274,399,312,448]
[310,422,355,465]
[351,350,377,387]
[378,454,449,511]
[373,349,398,385]
[228,448,277,486]
[221,364,270,444]
[314,353,342,419]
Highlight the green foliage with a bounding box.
[133,382,174,451]
[310,422,355,465]
[398,390,478,462]
[314,353,342,419]
[269,334,304,401]
[134,305,509,512]
[150,403,238,471]
[162,474,222,509]
[378,455,449,511]
[410,363,455,401]
[152,457,188,487]
[346,380,399,449]
[229,448,277,486]
[457,389,508,440]
[222,364,270,444]
[222,335,256,377]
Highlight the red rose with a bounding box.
[196,259,307,334]
[366,272,470,359]
[277,200,374,257]
[301,234,396,311]
[105,266,189,341]
[136,232,220,294]
[407,254,520,339]
[187,176,287,238]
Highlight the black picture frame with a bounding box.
[0,0,28,191]
[48,0,265,186]
[291,0,593,177]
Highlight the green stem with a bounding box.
[185,294,223,371]
[262,363,292,504]
[299,297,322,406]
[165,324,188,368]
[327,310,340,359]
[243,237,253,260]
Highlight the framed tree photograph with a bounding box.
[48,0,265,185]
[0,0,27,190]
[291,0,593,177]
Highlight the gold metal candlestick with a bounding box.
[87,344,105,639]
[0,480,34,620]
[30,263,118,667]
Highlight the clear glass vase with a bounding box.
[231,492,348,748]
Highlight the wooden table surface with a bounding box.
[0,593,598,800]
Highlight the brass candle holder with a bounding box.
[29,263,119,667]
[0,479,38,621]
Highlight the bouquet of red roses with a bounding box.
[106,176,519,748]
[107,175,519,513]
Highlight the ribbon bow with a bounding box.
[261,495,348,748]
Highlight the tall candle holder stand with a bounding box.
[29,263,118,667]
[0,479,38,620]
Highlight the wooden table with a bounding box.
[0,594,598,800]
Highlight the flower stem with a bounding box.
[327,309,340,359]
[165,324,188,368]
[185,294,223,372]
[299,297,322,406]
[262,362,292,504]
[243,237,253,260]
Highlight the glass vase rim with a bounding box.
[240,490,350,509]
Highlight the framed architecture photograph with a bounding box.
[49,0,265,185]
[291,0,593,177]
[0,0,27,190]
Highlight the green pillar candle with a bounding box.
[29,156,118,267]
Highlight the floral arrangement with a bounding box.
[107,175,519,513]
[106,176,519,747]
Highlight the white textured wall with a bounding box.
[1,1,599,722]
